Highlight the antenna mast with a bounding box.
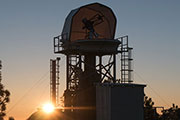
[50,57,60,106]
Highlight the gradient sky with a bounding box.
[0,0,180,119]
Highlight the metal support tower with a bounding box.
[54,35,118,117]
[50,58,60,106]
[54,35,134,85]
[66,55,81,91]
[54,36,117,89]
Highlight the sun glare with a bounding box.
[42,103,55,113]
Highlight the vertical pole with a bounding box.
[113,54,116,83]
[84,55,96,73]
[120,38,123,83]
[51,60,56,106]
[66,55,69,89]
[99,56,102,80]
[56,57,60,106]
[79,55,82,69]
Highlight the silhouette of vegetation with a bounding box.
[144,96,180,120]
[144,96,159,120]
[159,104,180,120]
[0,82,10,119]
[8,117,15,120]
[0,60,11,120]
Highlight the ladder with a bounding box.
[119,36,133,83]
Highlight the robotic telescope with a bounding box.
[54,3,145,120]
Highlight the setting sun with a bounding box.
[42,103,55,113]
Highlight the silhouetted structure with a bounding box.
[27,108,64,120]
[50,58,60,106]
[53,2,146,120]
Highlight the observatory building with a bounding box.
[53,2,146,120]
[28,2,146,120]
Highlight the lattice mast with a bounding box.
[50,57,60,106]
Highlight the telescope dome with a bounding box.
[62,2,116,42]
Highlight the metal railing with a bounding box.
[54,35,63,53]
[117,36,133,83]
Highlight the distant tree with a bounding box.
[0,83,10,119]
[160,103,179,120]
[0,60,10,119]
[144,96,159,120]
[144,95,180,120]
[9,117,15,120]
[177,108,180,119]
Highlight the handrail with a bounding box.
[54,35,63,53]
